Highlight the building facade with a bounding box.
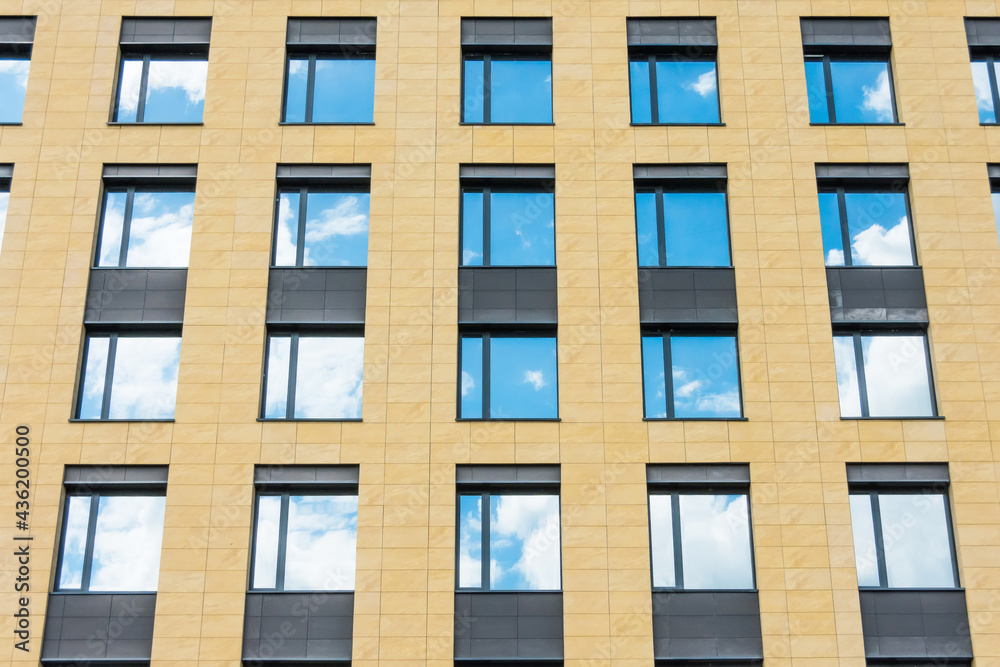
[3,1,1000,666]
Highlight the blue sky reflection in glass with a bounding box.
[489,337,558,418]
[806,58,894,124]
[285,496,358,590]
[819,191,913,266]
[275,191,370,266]
[653,60,719,123]
[0,57,29,123]
[642,335,741,419]
[971,61,997,123]
[117,58,207,123]
[487,59,552,123]
[491,192,554,265]
[97,191,195,267]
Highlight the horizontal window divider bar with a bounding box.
[89,266,191,272]
[106,122,205,127]
[285,47,375,56]
[47,590,158,596]
[829,322,928,334]
[81,323,183,334]
[838,415,945,421]
[264,323,365,334]
[458,324,558,334]
[278,121,376,126]
[456,483,561,493]
[455,417,561,422]
[459,264,557,269]
[641,324,739,333]
[643,417,748,422]
[801,45,892,57]
[68,418,176,423]
[118,43,210,54]
[810,122,904,127]
[651,588,758,594]
[858,586,965,592]
[455,588,563,593]
[256,418,364,423]
[631,122,726,127]
[460,122,556,126]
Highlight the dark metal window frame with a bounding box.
[975,54,1000,124]
[641,329,745,420]
[804,50,899,124]
[461,52,553,125]
[634,178,732,268]
[834,330,938,418]
[848,484,960,590]
[455,482,563,592]
[818,181,917,267]
[248,486,360,592]
[646,483,757,592]
[260,328,365,421]
[95,184,196,268]
[112,51,208,123]
[271,183,370,267]
[75,329,182,421]
[280,49,376,124]
[54,485,167,593]
[457,330,560,421]
[627,49,721,126]
[459,180,555,267]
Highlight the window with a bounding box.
[113,18,211,123]
[0,17,35,123]
[459,333,558,419]
[648,490,754,589]
[56,483,166,592]
[832,332,936,418]
[283,18,376,124]
[801,18,897,124]
[0,164,11,253]
[251,492,358,591]
[635,179,730,267]
[262,333,364,420]
[95,182,195,268]
[76,333,181,420]
[627,19,720,125]
[457,482,561,591]
[461,18,552,124]
[818,182,915,267]
[992,167,1000,243]
[641,332,742,419]
[849,480,958,589]
[461,166,555,266]
[273,185,370,267]
[967,18,1000,123]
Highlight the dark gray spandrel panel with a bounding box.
[827,267,927,325]
[454,592,563,661]
[634,164,727,181]
[858,590,972,661]
[638,267,737,325]
[276,163,372,181]
[458,267,557,325]
[287,17,377,46]
[647,463,750,484]
[456,464,560,484]
[84,268,187,325]
[460,164,555,180]
[266,268,367,324]
[242,592,354,662]
[846,462,949,484]
[967,18,1000,46]
[626,18,717,46]
[120,17,212,44]
[800,17,891,46]
[64,464,168,488]
[815,163,908,181]
[461,18,552,47]
[255,463,360,485]
[0,16,35,43]
[651,591,763,661]
[41,593,157,663]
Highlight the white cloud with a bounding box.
[522,369,547,391]
[89,496,166,591]
[274,195,298,266]
[0,59,29,89]
[125,196,194,267]
[252,496,281,588]
[861,336,933,417]
[463,248,481,265]
[289,59,308,77]
[833,336,862,417]
[118,60,208,115]
[861,69,893,122]
[677,495,754,589]
[826,248,845,266]
[0,192,9,258]
[492,495,561,590]
[304,195,368,240]
[106,337,181,419]
[648,496,675,587]
[695,390,741,415]
[850,217,913,266]
[459,498,483,588]
[461,370,475,397]
[972,62,996,112]
[675,378,703,398]
[293,337,364,418]
[282,496,358,591]
[685,69,717,98]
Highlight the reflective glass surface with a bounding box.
[489,494,560,590]
[491,59,552,123]
[879,494,956,588]
[653,60,719,124]
[252,495,281,589]
[274,191,370,267]
[647,494,675,587]
[117,58,207,123]
[849,494,880,587]
[0,191,9,256]
[670,336,741,419]
[284,58,309,123]
[106,337,182,419]
[58,495,92,589]
[992,191,1000,243]
[283,495,358,590]
[971,60,997,124]
[115,59,143,123]
[78,336,111,420]
[263,336,291,419]
[679,494,753,589]
[89,495,166,591]
[806,59,896,124]
[0,57,30,123]
[662,192,729,266]
[804,59,829,123]
[832,336,862,418]
[629,59,652,123]
[641,336,668,418]
[312,58,376,123]
[489,337,558,419]
[459,336,483,419]
[861,335,933,417]
[634,191,659,266]
[458,495,483,588]
[461,191,485,265]
[463,58,485,123]
[293,337,364,419]
[490,192,555,265]
[819,191,913,267]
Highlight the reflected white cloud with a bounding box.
[274,195,298,266]
[679,494,753,589]
[461,370,475,397]
[851,217,913,266]
[458,496,482,588]
[58,496,92,588]
[862,336,932,417]
[107,337,181,419]
[305,195,368,240]
[492,495,560,590]
[685,69,717,97]
[861,69,893,122]
[972,62,995,112]
[283,496,358,590]
[832,336,862,418]
[521,369,546,391]
[264,337,291,418]
[849,494,880,586]
[89,496,165,591]
[118,60,208,114]
[648,495,675,587]
[252,496,281,589]
[695,391,740,414]
[0,59,29,89]
[126,195,194,267]
[879,494,955,588]
[294,337,364,419]
[826,248,845,265]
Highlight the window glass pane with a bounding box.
[458,495,483,588]
[662,192,729,266]
[115,58,143,123]
[461,191,484,266]
[670,336,741,419]
[263,336,291,419]
[635,191,659,267]
[463,58,484,123]
[832,336,862,418]
[302,192,370,266]
[679,494,753,589]
[654,60,719,124]
[490,192,555,266]
[489,494,560,590]
[829,60,894,124]
[89,495,165,591]
[284,58,308,123]
[993,192,1000,243]
[0,57,29,123]
[861,335,933,417]
[818,191,845,266]
[629,59,652,123]
[283,495,358,591]
[312,58,376,123]
[849,494,880,587]
[251,495,281,589]
[804,59,829,123]
[294,337,364,419]
[491,59,552,124]
[142,59,208,123]
[79,336,110,419]
[641,336,668,418]
[274,191,300,266]
[647,494,675,587]
[972,61,996,124]
[843,192,913,266]
[107,336,181,419]
[460,336,483,419]
[125,191,195,267]
[489,337,558,419]
[879,494,956,588]
[58,495,92,589]
[97,191,128,267]
[0,190,8,254]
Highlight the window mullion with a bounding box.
[483,187,491,267]
[869,492,889,588]
[296,187,308,266]
[305,55,317,123]
[101,334,119,420]
[823,55,836,123]
[136,54,151,122]
[837,188,851,267]
[671,493,683,589]
[275,493,291,590]
[483,55,492,124]
[662,334,674,420]
[481,491,491,590]
[988,57,1000,123]
[119,187,136,267]
[80,492,101,591]
[655,187,667,266]
[852,333,871,418]
[482,334,491,419]
[648,55,659,123]
[286,334,299,419]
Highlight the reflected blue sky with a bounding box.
[58,495,92,589]
[489,494,560,590]
[285,58,308,123]
[832,336,862,418]
[804,59,829,123]
[0,57,29,123]
[635,191,730,266]
[286,57,376,123]
[98,190,194,267]
[630,59,719,123]
[463,58,485,122]
[819,191,913,266]
[264,336,364,419]
[806,58,894,123]
[971,61,997,123]
[642,335,741,419]
[117,58,207,123]
[629,60,652,123]
[992,192,1000,242]
[648,495,675,587]
[458,495,483,587]
[635,192,659,266]
[463,58,551,124]
[833,335,934,418]
[679,494,753,589]
[489,337,558,418]
[460,337,483,418]
[462,192,485,265]
[491,192,555,265]
[274,191,369,267]
[849,494,879,586]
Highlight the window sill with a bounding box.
[809,122,904,127]
[249,588,356,594]
[0,122,22,126]
[652,587,758,593]
[859,586,964,592]
[460,122,556,126]
[630,122,726,127]
[456,417,560,422]
[839,416,944,421]
[460,264,557,269]
[257,418,363,422]
[107,122,205,126]
[643,417,748,422]
[457,588,562,593]
[68,419,175,423]
[51,589,158,595]
[981,122,1000,126]
[279,121,375,126]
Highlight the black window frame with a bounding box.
[281,49,376,125]
[54,483,167,593]
[455,481,562,592]
[833,329,938,419]
[459,178,555,268]
[0,16,36,125]
[804,49,900,125]
[112,51,209,124]
[633,176,732,268]
[95,183,197,269]
[817,177,917,267]
[848,484,960,591]
[972,54,1000,124]
[457,330,560,421]
[461,52,554,125]
[646,482,757,592]
[640,329,745,421]
[627,50,722,126]
[270,182,371,267]
[74,329,182,421]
